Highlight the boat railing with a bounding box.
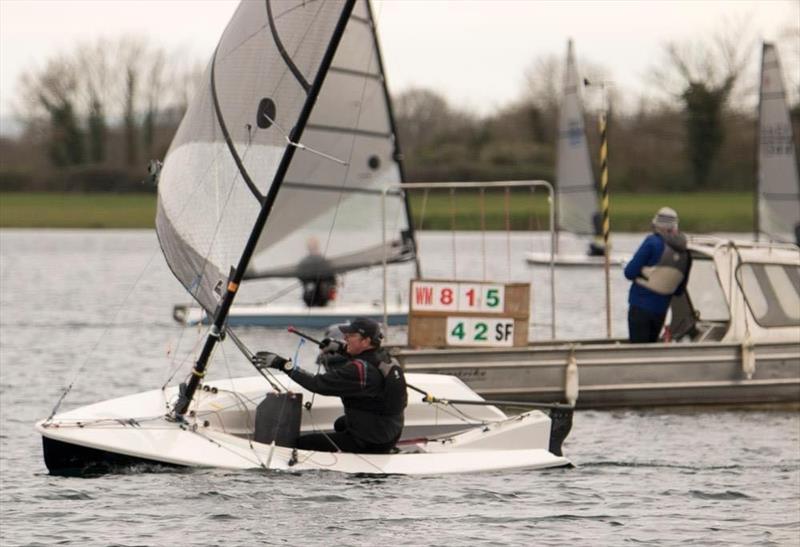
[688,234,800,253]
[381,180,557,340]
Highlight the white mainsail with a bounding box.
[555,39,597,237]
[757,42,800,244]
[156,0,413,314]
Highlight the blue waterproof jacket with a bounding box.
[624,232,690,315]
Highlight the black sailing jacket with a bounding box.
[288,348,405,445]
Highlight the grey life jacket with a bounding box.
[635,233,690,295]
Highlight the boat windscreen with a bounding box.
[736,263,800,328]
[686,257,730,323]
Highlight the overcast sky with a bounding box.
[1,0,797,128]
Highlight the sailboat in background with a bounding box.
[526,40,626,267]
[37,0,572,476]
[756,42,800,245]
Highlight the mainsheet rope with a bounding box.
[46,240,175,421]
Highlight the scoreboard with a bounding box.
[407,280,530,348]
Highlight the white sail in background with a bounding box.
[757,42,800,243]
[156,0,413,314]
[555,39,597,236]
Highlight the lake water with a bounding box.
[1,229,798,546]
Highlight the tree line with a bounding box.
[1,28,798,195]
[0,37,204,192]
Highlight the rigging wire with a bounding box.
[46,245,168,421]
[450,187,457,277]
[226,328,286,392]
[162,327,207,390]
[505,186,512,281]
[294,11,399,325]
[416,188,429,265]
[480,187,487,281]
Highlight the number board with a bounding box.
[411,281,505,313]
[407,279,530,348]
[445,317,515,347]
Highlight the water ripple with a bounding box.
[2,231,800,547]
[689,489,754,500]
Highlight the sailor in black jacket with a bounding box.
[259,317,407,454]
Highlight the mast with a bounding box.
[754,42,766,241]
[173,0,357,417]
[365,0,421,278]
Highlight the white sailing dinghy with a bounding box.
[36,0,572,476]
[756,42,800,246]
[526,40,626,267]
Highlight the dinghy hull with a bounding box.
[42,436,182,476]
[36,373,572,476]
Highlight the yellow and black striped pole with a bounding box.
[599,108,612,338]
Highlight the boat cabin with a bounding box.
[672,236,800,344]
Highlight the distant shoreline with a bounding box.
[0,191,755,232]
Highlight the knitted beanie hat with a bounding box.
[652,207,678,231]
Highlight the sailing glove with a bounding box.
[254,351,292,372]
[319,338,345,355]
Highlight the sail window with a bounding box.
[257,98,277,129]
[686,257,730,322]
[737,263,800,327]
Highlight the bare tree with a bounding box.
[522,50,614,144]
[394,88,476,152]
[139,49,166,159]
[18,56,85,167]
[77,39,113,163]
[11,35,203,179]
[522,54,560,144]
[649,18,754,187]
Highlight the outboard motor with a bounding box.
[254,392,303,447]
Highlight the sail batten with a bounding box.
[757,42,800,243]
[306,123,391,138]
[244,239,415,279]
[282,180,401,196]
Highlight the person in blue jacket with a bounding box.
[624,207,692,343]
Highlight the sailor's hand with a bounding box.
[254,351,293,372]
[319,338,345,355]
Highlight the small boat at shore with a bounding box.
[399,236,800,407]
[480,43,798,407]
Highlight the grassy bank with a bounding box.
[406,190,755,232]
[0,191,755,232]
[0,193,157,229]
